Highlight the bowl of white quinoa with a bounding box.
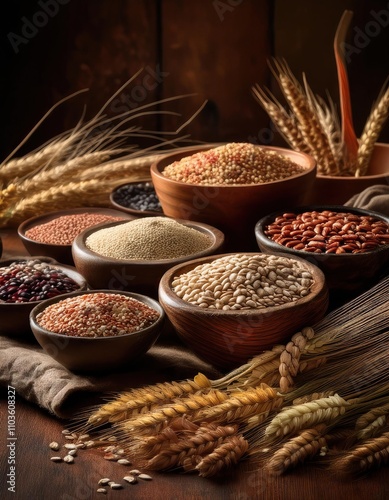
[71,216,225,298]
[158,252,328,370]
[29,289,165,373]
[150,142,316,251]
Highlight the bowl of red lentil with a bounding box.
[150,142,316,251]
[71,216,225,298]
[255,205,389,296]
[158,252,328,370]
[17,207,134,265]
[0,257,87,338]
[29,289,165,373]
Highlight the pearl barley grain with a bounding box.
[85,217,212,260]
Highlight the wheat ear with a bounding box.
[355,403,389,440]
[265,424,328,475]
[86,373,212,427]
[357,84,389,176]
[264,394,351,440]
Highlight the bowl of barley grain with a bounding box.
[72,216,225,298]
[18,207,133,265]
[255,205,389,295]
[29,289,165,372]
[158,252,328,370]
[150,142,316,251]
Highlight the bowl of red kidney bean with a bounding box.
[18,207,134,265]
[0,257,87,338]
[29,289,165,373]
[255,205,389,295]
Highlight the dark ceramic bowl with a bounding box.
[0,257,87,338]
[29,289,165,373]
[110,180,163,217]
[255,205,389,295]
[71,218,225,299]
[158,252,328,370]
[18,207,134,265]
[150,144,316,251]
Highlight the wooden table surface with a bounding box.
[1,228,388,500]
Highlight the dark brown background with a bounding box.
[1,0,388,162]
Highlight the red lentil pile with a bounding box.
[162,143,307,185]
[25,213,124,245]
[0,259,80,303]
[265,210,389,254]
[36,292,161,337]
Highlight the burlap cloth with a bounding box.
[1,185,388,419]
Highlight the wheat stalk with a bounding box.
[357,84,389,176]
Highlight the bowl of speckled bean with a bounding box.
[158,252,328,370]
[18,207,134,265]
[110,180,163,217]
[150,142,316,251]
[29,289,165,373]
[0,257,87,338]
[255,205,389,296]
[71,216,225,298]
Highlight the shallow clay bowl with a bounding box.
[307,142,389,205]
[110,180,164,217]
[0,257,87,338]
[18,207,134,265]
[158,252,328,370]
[150,144,316,251]
[72,218,225,299]
[255,205,389,295]
[29,290,165,373]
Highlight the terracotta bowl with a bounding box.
[18,207,133,266]
[72,218,225,299]
[29,290,165,373]
[307,142,389,205]
[110,180,164,217]
[255,205,389,296]
[150,144,317,251]
[0,257,87,338]
[158,252,328,370]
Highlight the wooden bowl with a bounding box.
[307,142,389,205]
[255,205,389,296]
[110,180,163,217]
[18,207,133,265]
[150,144,317,251]
[158,252,328,370]
[72,218,225,299]
[29,290,165,373]
[0,257,87,338]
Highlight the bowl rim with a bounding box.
[159,251,327,317]
[255,204,389,258]
[72,217,225,266]
[0,256,87,305]
[110,180,163,216]
[17,207,133,248]
[150,143,317,189]
[29,289,165,341]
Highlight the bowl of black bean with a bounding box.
[255,205,389,296]
[110,181,163,217]
[0,257,87,338]
[29,289,165,373]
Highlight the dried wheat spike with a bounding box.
[196,434,249,478]
[292,391,335,405]
[194,384,281,425]
[265,394,350,440]
[355,403,389,440]
[329,431,389,477]
[357,85,389,176]
[279,327,315,393]
[265,424,328,475]
[87,373,212,426]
